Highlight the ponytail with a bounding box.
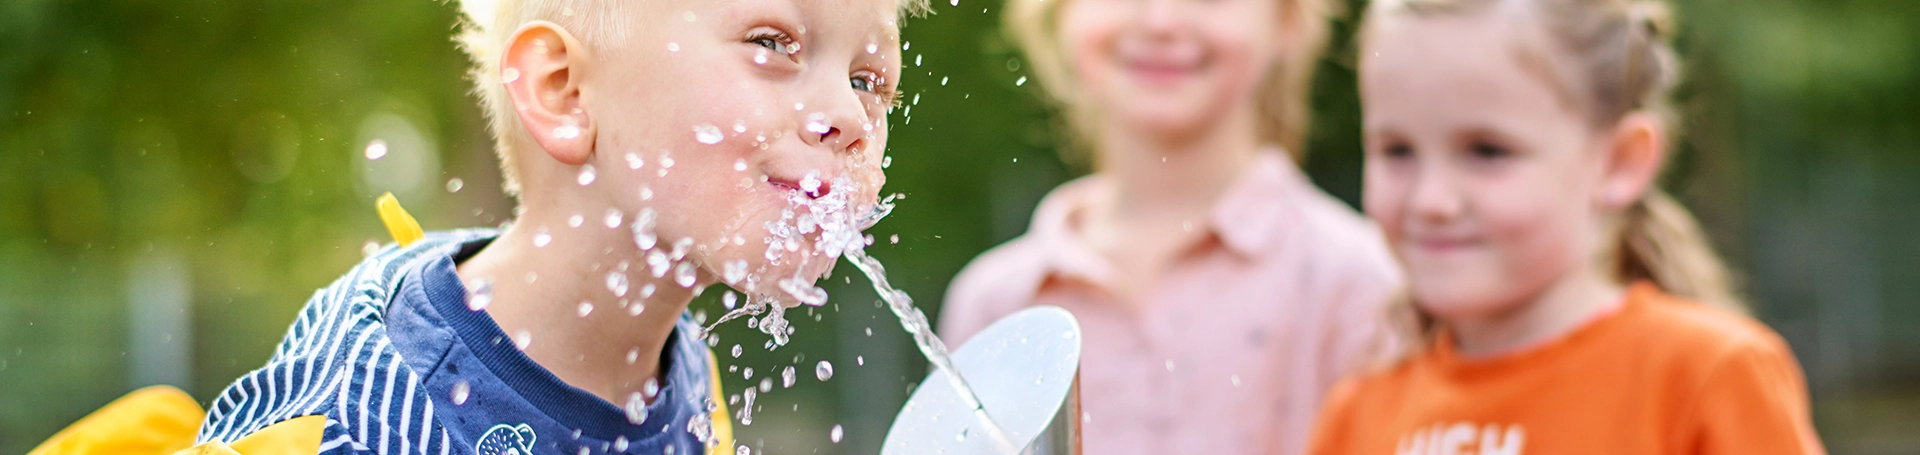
[1617,191,1746,314]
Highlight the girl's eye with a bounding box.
[1469,141,1511,160]
[1384,143,1414,159]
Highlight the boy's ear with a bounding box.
[1598,113,1667,208]
[503,22,595,166]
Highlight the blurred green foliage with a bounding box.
[2,0,1916,453]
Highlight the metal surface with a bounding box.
[881,306,1082,455]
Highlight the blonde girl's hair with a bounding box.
[1002,0,1335,165]
[1363,0,1746,360]
[451,0,930,195]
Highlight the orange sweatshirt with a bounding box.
[1309,283,1825,455]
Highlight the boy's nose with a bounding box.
[802,112,865,157]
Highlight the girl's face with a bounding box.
[1058,0,1288,141]
[1360,13,1615,321]
[584,0,900,304]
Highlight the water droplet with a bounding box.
[1016,76,1027,86]
[446,177,464,193]
[667,42,680,52]
[647,250,671,277]
[888,234,900,244]
[683,11,696,21]
[829,425,843,443]
[466,279,493,311]
[501,67,520,83]
[722,292,739,310]
[577,301,594,317]
[759,378,772,392]
[513,330,532,350]
[627,348,640,364]
[644,377,661,397]
[604,208,623,228]
[799,171,823,196]
[568,214,584,228]
[554,124,582,140]
[674,263,697,287]
[722,259,748,284]
[866,43,878,54]
[641,283,657,298]
[624,392,648,424]
[451,380,471,405]
[613,436,629,452]
[793,102,805,111]
[1230,375,1241,387]
[778,277,829,306]
[940,76,949,85]
[957,427,967,442]
[914,54,922,66]
[736,446,749,455]
[694,124,724,144]
[804,112,832,134]
[628,299,646,316]
[640,186,654,200]
[815,360,834,381]
[670,237,694,260]
[1165,360,1175,372]
[903,41,911,50]
[881,155,892,168]
[743,367,754,380]
[625,152,645,170]
[576,164,596,185]
[363,140,388,160]
[632,208,658,250]
[732,344,744,358]
[782,366,796,388]
[734,158,747,171]
[533,228,552,247]
[753,48,769,65]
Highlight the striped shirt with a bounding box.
[196,231,719,455]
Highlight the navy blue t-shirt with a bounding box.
[195,232,720,455]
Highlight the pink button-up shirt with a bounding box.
[939,151,1400,455]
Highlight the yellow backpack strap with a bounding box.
[376,193,423,247]
[172,415,325,455]
[29,386,204,455]
[705,350,735,455]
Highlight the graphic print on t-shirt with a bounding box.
[475,423,538,455]
[1395,422,1524,455]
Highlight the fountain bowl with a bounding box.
[881,306,1082,454]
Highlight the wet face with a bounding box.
[585,0,900,304]
[1360,13,1614,321]
[1058,0,1288,141]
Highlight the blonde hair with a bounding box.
[1002,0,1334,165]
[1366,0,1746,357]
[452,0,930,195]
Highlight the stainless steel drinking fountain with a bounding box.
[881,306,1083,455]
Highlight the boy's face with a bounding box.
[582,0,901,303]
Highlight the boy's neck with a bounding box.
[456,205,700,407]
[1444,266,1627,359]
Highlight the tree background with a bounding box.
[2,0,1916,453]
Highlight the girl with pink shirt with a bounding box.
[938,0,1400,453]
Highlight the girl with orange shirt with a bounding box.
[1309,0,1826,454]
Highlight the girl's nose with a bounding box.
[1408,166,1465,224]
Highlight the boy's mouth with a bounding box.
[766,173,833,199]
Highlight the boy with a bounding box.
[194,0,923,453]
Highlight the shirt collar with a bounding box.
[1021,149,1306,287]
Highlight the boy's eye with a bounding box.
[851,74,880,93]
[749,32,798,56]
